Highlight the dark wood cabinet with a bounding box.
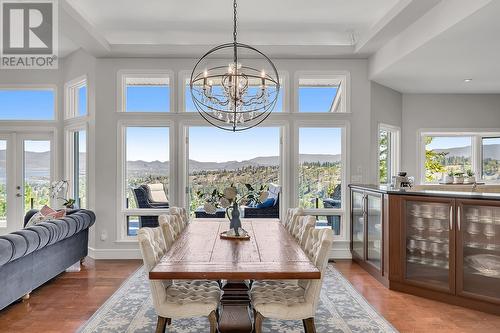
[350,188,388,286]
[456,199,500,305]
[388,195,500,315]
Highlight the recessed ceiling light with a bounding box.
[464,79,473,83]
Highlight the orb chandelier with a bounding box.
[190,0,280,132]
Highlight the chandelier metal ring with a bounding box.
[189,1,280,132]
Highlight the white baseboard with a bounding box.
[88,247,142,260]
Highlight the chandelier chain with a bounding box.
[233,0,237,44]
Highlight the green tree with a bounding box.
[424,137,448,182]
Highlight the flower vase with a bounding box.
[228,201,241,236]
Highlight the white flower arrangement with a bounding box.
[197,183,269,219]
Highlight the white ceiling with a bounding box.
[59,0,500,93]
[65,0,399,46]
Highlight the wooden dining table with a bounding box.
[150,218,320,333]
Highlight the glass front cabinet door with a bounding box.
[402,196,455,294]
[351,190,365,259]
[366,193,383,270]
[457,200,500,304]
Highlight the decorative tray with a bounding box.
[220,229,251,240]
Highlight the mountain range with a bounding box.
[434,144,500,159]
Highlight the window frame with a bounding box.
[293,120,349,238]
[64,75,88,119]
[294,71,350,114]
[419,130,500,184]
[0,84,58,122]
[117,70,174,113]
[378,123,400,184]
[64,124,88,209]
[117,120,173,241]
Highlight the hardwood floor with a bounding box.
[0,258,498,332]
[334,260,500,333]
[0,258,142,333]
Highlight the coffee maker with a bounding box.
[392,172,413,189]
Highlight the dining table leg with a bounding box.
[217,280,253,333]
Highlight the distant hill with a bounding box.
[434,144,500,159]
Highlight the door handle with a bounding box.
[16,193,23,197]
[449,206,453,230]
[457,206,461,231]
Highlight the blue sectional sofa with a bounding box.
[0,209,95,310]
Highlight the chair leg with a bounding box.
[208,310,218,333]
[254,311,264,333]
[155,316,167,333]
[302,317,316,333]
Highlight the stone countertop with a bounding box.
[348,184,500,201]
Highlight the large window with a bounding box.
[423,136,472,183]
[298,127,343,235]
[122,75,170,112]
[0,89,55,120]
[71,130,87,208]
[122,126,170,236]
[378,124,400,184]
[298,75,346,113]
[125,127,169,208]
[24,140,51,212]
[482,137,500,181]
[188,127,280,212]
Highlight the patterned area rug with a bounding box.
[78,265,397,333]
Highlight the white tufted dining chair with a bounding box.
[291,215,316,248]
[159,214,184,248]
[138,227,221,333]
[284,207,304,233]
[169,206,190,227]
[251,228,333,333]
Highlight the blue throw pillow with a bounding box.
[257,197,275,209]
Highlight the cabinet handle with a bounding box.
[449,206,453,230]
[457,206,461,231]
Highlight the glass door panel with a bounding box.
[367,193,382,269]
[351,190,364,259]
[405,199,452,291]
[23,140,51,212]
[460,203,500,301]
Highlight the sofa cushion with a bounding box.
[37,221,61,245]
[47,220,69,241]
[12,230,40,256]
[257,197,275,209]
[25,225,51,249]
[0,238,14,266]
[0,234,28,261]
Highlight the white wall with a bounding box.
[370,82,402,183]
[402,94,500,178]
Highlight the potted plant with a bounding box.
[443,170,454,184]
[453,172,465,184]
[464,169,476,184]
[50,180,76,209]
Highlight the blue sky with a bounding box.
[127,86,169,112]
[299,87,338,112]
[0,90,54,120]
[426,136,472,150]
[78,86,87,116]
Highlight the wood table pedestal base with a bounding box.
[218,281,253,333]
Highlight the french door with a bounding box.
[0,132,54,234]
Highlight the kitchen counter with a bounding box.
[348,184,500,200]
